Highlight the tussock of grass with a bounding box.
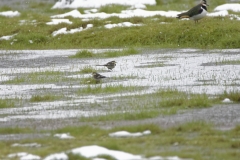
[70,48,138,59]
[219,90,240,102]
[79,66,96,74]
[3,71,71,84]
[69,50,94,58]
[216,60,240,65]
[0,127,33,134]
[77,84,142,95]
[99,4,128,13]
[30,94,61,102]
[99,47,138,58]
[156,89,213,108]
[80,110,160,122]
[0,99,15,108]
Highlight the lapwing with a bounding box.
[96,61,117,71]
[92,72,107,82]
[177,0,208,23]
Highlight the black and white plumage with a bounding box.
[177,0,208,23]
[92,72,107,81]
[96,61,117,71]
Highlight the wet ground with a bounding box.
[0,49,239,138]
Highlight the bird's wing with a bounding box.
[187,4,203,17]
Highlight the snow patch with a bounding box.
[52,0,156,9]
[0,11,20,17]
[46,19,73,25]
[109,130,151,137]
[54,133,75,139]
[214,3,240,12]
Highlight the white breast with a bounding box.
[190,8,208,21]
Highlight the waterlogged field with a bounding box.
[0,48,240,160]
[0,0,240,159]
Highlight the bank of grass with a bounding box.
[1,123,240,160]
[1,11,240,49]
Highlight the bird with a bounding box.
[177,0,208,23]
[96,61,117,71]
[92,72,107,82]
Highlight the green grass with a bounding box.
[1,123,240,160]
[219,90,240,102]
[79,89,219,122]
[79,66,96,74]
[3,71,73,84]
[69,50,94,58]
[0,99,15,108]
[76,84,144,95]
[1,7,240,49]
[30,94,62,102]
[216,60,240,65]
[0,127,33,134]
[70,48,139,59]
[99,4,128,13]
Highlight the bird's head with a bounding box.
[201,0,209,6]
[92,72,97,76]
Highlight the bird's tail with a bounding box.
[176,12,190,19]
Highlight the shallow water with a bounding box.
[0,49,240,129]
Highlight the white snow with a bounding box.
[207,10,229,17]
[222,98,232,103]
[54,133,75,139]
[0,34,17,41]
[11,143,41,147]
[71,145,142,160]
[0,11,20,17]
[7,145,189,160]
[52,24,93,36]
[109,130,151,137]
[51,9,179,19]
[214,3,240,12]
[43,152,68,160]
[51,9,82,18]
[46,19,73,25]
[104,22,142,29]
[52,0,156,9]
[8,152,41,160]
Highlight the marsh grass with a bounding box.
[156,89,213,108]
[69,50,94,58]
[30,94,62,102]
[3,71,73,84]
[99,4,128,13]
[0,127,33,134]
[80,109,160,122]
[70,48,138,59]
[219,90,240,102]
[0,99,15,108]
[76,84,143,95]
[79,66,96,74]
[216,60,240,65]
